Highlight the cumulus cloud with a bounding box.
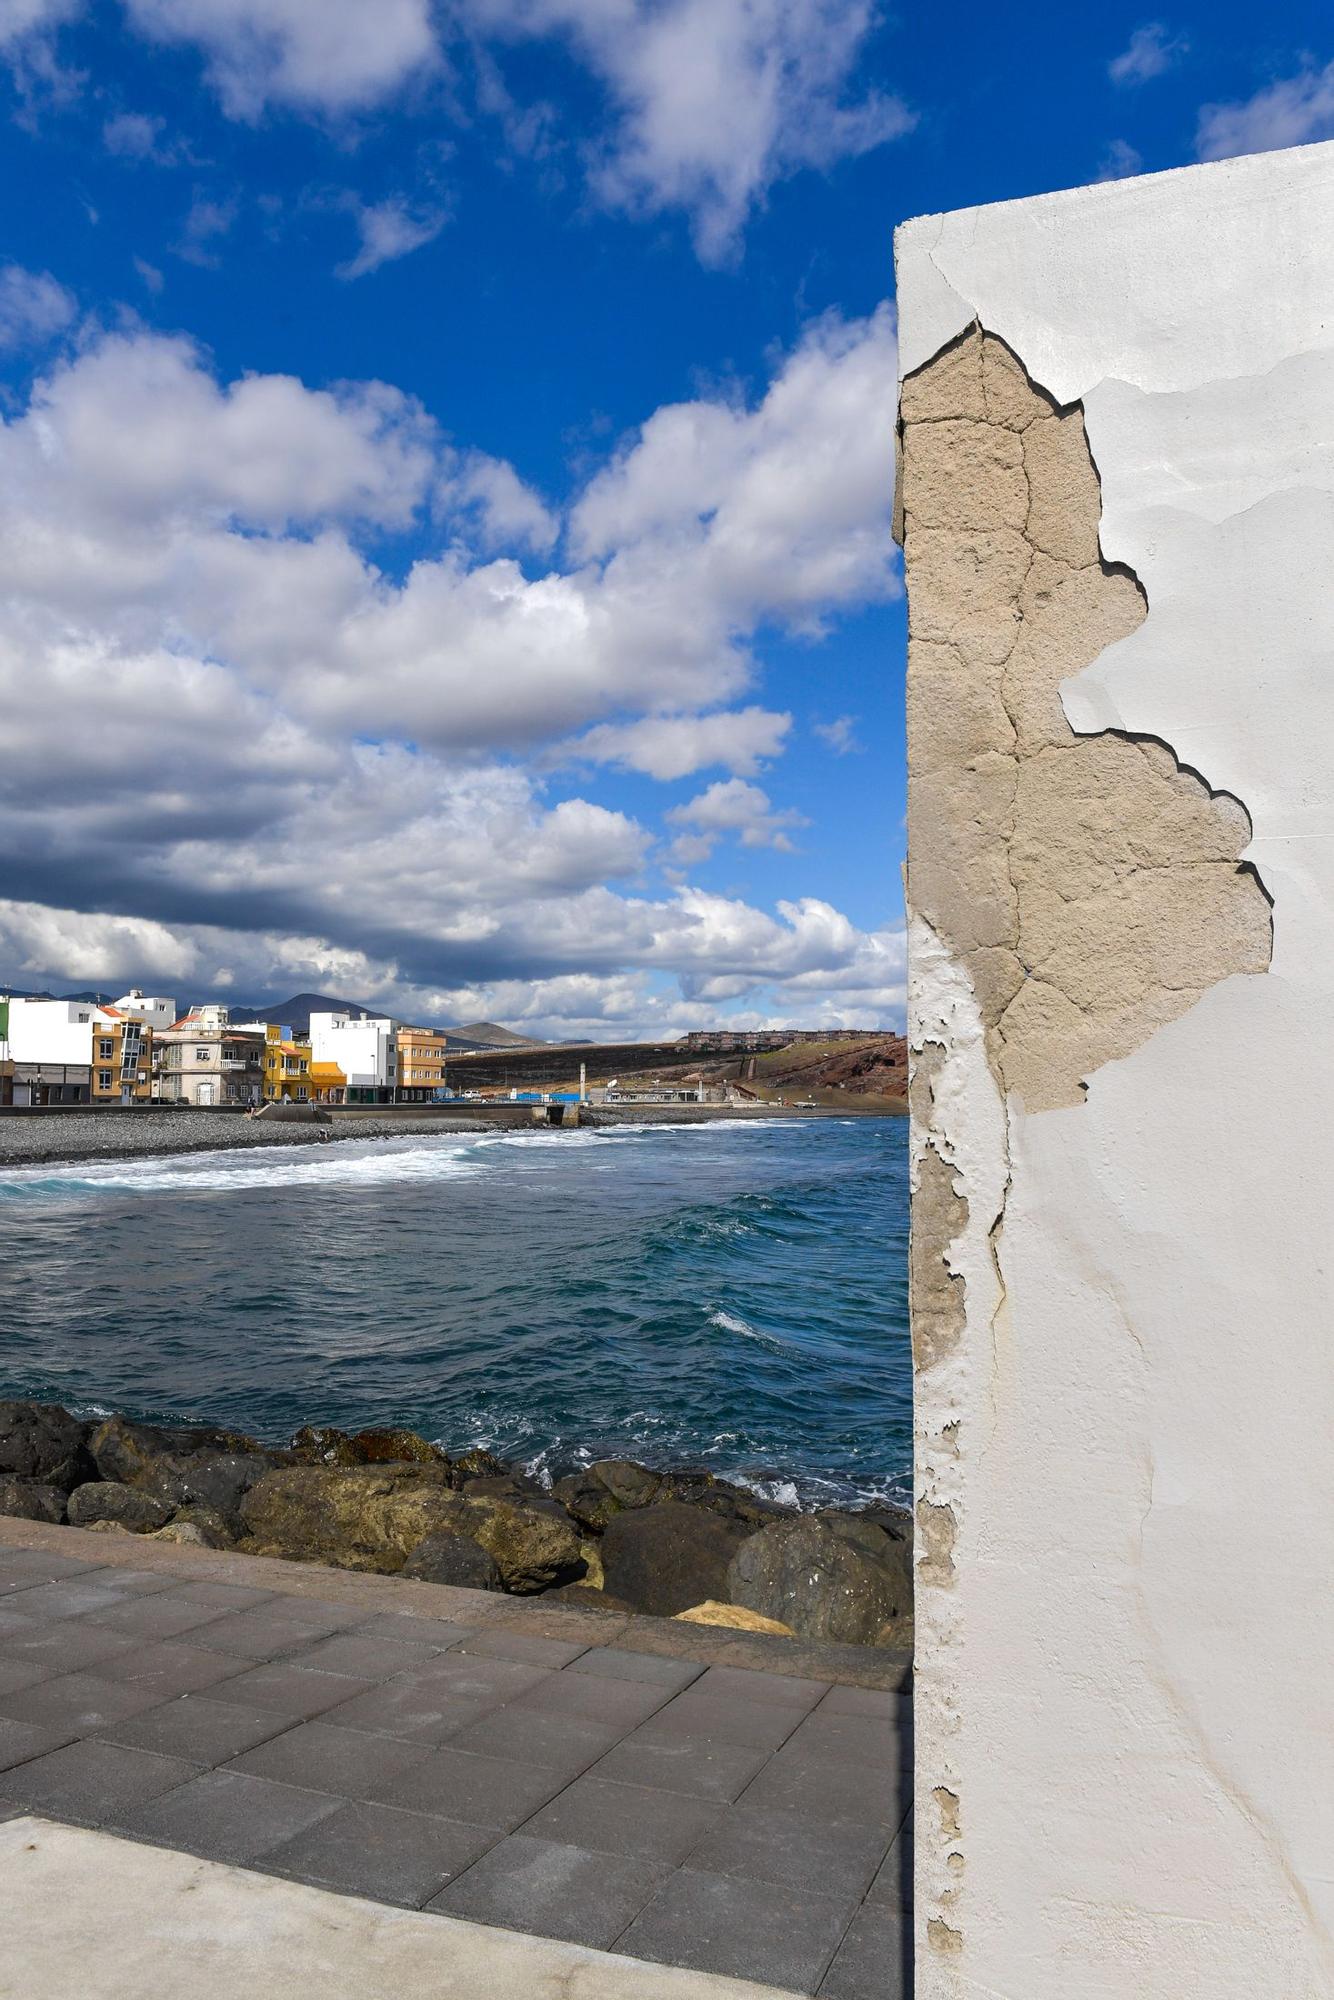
[334,193,450,280]
[1197,61,1334,161]
[462,0,914,262]
[0,262,75,350]
[1108,23,1186,87]
[666,778,807,862]
[565,707,790,780]
[0,303,902,1031]
[120,0,439,121]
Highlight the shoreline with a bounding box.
[0,1100,904,1169]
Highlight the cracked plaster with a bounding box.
[898,138,1334,2000]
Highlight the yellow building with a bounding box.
[263,1023,312,1102]
[397,1025,450,1101]
[308,1060,347,1104]
[91,1008,154,1104]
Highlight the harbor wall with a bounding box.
[898,139,1334,1998]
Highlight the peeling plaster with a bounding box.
[898,139,1334,2000]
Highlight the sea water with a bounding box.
[0,1117,910,1507]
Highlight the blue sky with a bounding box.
[1,1,1329,1033]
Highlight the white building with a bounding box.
[153,1004,265,1106]
[112,989,176,1031]
[2,997,112,1105]
[308,1012,397,1103]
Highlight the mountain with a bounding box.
[449,1021,546,1048]
[246,992,388,1033]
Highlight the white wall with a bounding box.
[4,999,109,1065]
[899,141,1334,1997]
[113,992,176,1030]
[308,1012,396,1088]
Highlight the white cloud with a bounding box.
[175,191,238,266]
[0,262,75,350]
[666,777,806,861]
[103,109,165,156]
[0,0,80,50]
[437,449,558,555]
[334,194,450,280]
[463,0,914,262]
[121,0,439,120]
[813,714,860,754]
[566,707,790,780]
[1197,61,1334,161]
[1108,23,1186,87]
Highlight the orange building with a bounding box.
[91,1007,154,1104]
[396,1025,450,1101]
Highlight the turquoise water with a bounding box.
[0,1118,910,1507]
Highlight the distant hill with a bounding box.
[450,1021,545,1048]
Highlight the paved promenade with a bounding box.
[0,1522,911,1998]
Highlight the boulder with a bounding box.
[290,1426,362,1467]
[593,1460,664,1510]
[89,1416,274,1532]
[349,1428,445,1466]
[600,1501,754,1618]
[0,1477,65,1524]
[662,1471,790,1530]
[163,1503,233,1549]
[238,1465,458,1574]
[67,1481,173,1533]
[451,1447,508,1481]
[441,1491,586,1594]
[726,1512,913,1646]
[552,1470,622,1533]
[401,1532,500,1590]
[551,1458,663,1532]
[674,1601,795,1636]
[0,1401,93,1494]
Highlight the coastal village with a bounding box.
[0,990,906,1112]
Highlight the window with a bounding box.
[97,1070,111,1089]
[196,1047,211,1062]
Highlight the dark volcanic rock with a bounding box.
[444,1490,586,1593]
[662,1471,790,1529]
[0,1477,66,1524]
[68,1480,173,1533]
[552,1458,664,1531]
[451,1447,507,1481]
[163,1503,234,1549]
[726,1511,913,1646]
[401,1532,501,1590]
[600,1500,754,1617]
[349,1428,445,1466]
[0,1401,93,1495]
[89,1416,275,1532]
[290,1425,363,1467]
[239,1465,458,1574]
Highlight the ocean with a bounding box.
[0,1117,910,1509]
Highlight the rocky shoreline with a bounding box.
[0,1109,501,1168]
[0,1402,912,1649]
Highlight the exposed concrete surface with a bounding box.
[0,1816,796,2000]
[899,137,1334,2000]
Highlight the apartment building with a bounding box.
[396,1024,451,1101]
[263,1025,312,1102]
[309,1012,396,1104]
[90,1008,153,1104]
[2,997,107,1104]
[112,989,177,1031]
[154,1005,265,1105]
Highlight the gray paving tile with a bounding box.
[445,1705,621,1776]
[866,1827,912,1911]
[0,1739,200,1823]
[0,1716,77,1774]
[0,1607,44,1642]
[453,1630,589,1670]
[91,1640,250,1699]
[785,1710,911,1771]
[229,1720,429,1799]
[172,1581,279,1611]
[636,1691,803,1754]
[0,1670,168,1732]
[0,1553,102,1585]
[187,1604,362,1660]
[737,1747,905,1827]
[818,1686,913,1722]
[565,1648,703,1692]
[588,1732,771,1805]
[415,1655,551,1706]
[818,1904,911,2000]
[343,1613,475,1651]
[285,1632,443,1681]
[688,1805,892,1907]
[0,1659,49,1699]
[621,1867,849,1991]
[514,1671,671,1730]
[117,1768,340,1862]
[82,1594,236,1642]
[524,1774,722,1866]
[0,1620,138,1673]
[430,1833,668,1948]
[319,1674,493,1745]
[97,1695,291,1764]
[691,1666,831,1711]
[1,1577,158,1622]
[267,1800,496,1907]
[372,1745,566,1829]
[205,1660,374,1720]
